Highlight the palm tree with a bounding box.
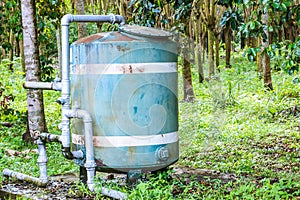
[21,0,47,138]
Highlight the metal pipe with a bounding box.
[65,109,95,190]
[2,138,48,186]
[40,132,61,143]
[37,138,48,184]
[61,14,126,26]
[60,14,126,191]
[2,169,47,187]
[39,132,84,159]
[101,187,127,200]
[23,81,62,91]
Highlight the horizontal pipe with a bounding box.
[23,81,62,91]
[61,14,125,26]
[37,133,84,159]
[40,132,61,143]
[71,150,84,159]
[2,169,47,187]
[101,187,127,200]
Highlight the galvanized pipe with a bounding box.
[60,14,125,191]
[39,132,84,159]
[23,81,62,91]
[2,138,48,186]
[61,14,126,26]
[2,169,47,187]
[40,132,62,143]
[37,137,48,184]
[65,109,95,190]
[101,187,127,199]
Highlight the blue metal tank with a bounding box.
[70,25,178,173]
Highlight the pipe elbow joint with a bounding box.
[61,14,73,26]
[66,109,92,123]
[78,110,92,123]
[116,15,126,25]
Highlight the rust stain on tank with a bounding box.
[128,146,134,161]
[121,66,126,74]
[116,45,131,52]
[137,67,145,72]
[107,33,136,41]
[74,33,104,44]
[95,159,106,167]
[93,137,97,146]
[121,65,134,74]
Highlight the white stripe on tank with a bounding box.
[72,131,178,147]
[70,62,177,74]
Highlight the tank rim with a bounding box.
[119,24,171,39]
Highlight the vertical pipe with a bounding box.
[61,19,72,157]
[65,109,96,190]
[83,119,95,190]
[37,138,48,184]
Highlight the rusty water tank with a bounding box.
[70,25,178,173]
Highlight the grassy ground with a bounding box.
[1,53,300,199]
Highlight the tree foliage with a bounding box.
[0,1,22,57]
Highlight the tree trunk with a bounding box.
[197,43,204,83]
[75,0,87,38]
[21,0,47,138]
[215,32,220,71]
[182,55,195,102]
[182,37,195,102]
[224,26,231,68]
[9,29,14,71]
[256,37,263,79]
[208,28,214,76]
[15,36,20,57]
[19,39,25,74]
[56,28,62,78]
[262,9,273,90]
[196,18,204,83]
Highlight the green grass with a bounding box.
[1,53,300,199]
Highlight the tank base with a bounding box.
[126,169,142,186]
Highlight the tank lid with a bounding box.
[119,25,171,38]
